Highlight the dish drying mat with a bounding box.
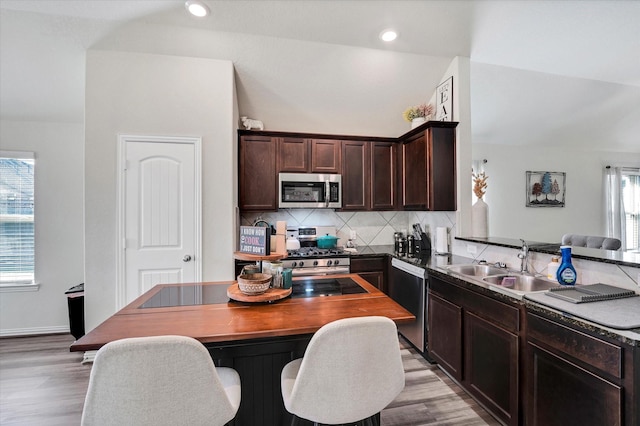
[546,283,637,304]
[525,289,640,330]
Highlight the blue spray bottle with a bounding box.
[556,245,577,285]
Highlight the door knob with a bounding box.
[183,255,192,262]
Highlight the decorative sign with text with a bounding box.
[436,76,453,121]
[239,226,271,255]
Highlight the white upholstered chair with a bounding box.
[281,316,405,425]
[561,234,622,250]
[81,335,241,426]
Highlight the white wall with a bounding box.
[84,51,237,331]
[0,120,84,336]
[473,143,640,243]
[92,22,453,138]
[436,57,472,238]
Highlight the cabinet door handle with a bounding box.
[183,255,192,262]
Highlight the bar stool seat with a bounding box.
[561,233,622,250]
[81,335,241,426]
[281,316,405,425]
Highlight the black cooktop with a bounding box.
[290,277,366,298]
[139,277,366,309]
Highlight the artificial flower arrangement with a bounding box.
[472,171,488,199]
[402,103,434,122]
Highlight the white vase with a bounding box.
[471,199,489,238]
[411,117,426,129]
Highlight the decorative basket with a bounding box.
[237,273,272,295]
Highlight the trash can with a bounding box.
[65,283,85,340]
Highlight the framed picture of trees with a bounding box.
[526,171,566,207]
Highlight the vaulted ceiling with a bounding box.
[1,1,639,152]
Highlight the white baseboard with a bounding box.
[0,325,69,337]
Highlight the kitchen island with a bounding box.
[71,274,414,425]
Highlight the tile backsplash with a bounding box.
[240,209,457,248]
[454,240,640,290]
[240,209,639,290]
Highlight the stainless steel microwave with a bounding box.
[278,173,342,209]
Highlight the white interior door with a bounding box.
[119,136,201,306]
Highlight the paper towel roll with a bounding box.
[275,235,287,255]
[436,227,449,254]
[275,221,287,235]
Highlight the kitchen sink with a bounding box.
[447,264,508,278]
[482,274,558,292]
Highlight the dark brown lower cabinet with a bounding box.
[525,312,637,426]
[428,274,520,425]
[428,292,463,380]
[465,311,518,424]
[428,271,639,426]
[526,342,622,426]
[350,255,386,292]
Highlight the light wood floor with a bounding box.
[0,334,500,426]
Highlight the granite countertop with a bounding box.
[354,245,640,346]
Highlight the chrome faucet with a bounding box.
[518,239,529,273]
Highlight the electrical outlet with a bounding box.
[466,244,477,255]
[350,230,357,240]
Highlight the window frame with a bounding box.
[621,168,640,253]
[0,150,39,292]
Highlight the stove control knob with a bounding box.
[334,260,340,265]
[327,260,333,266]
[292,262,297,268]
[298,261,304,267]
[313,260,319,266]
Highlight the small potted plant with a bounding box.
[402,103,434,128]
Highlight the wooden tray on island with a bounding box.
[227,283,292,303]
[233,251,285,262]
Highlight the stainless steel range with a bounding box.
[281,226,350,276]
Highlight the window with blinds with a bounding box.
[622,169,640,253]
[0,152,35,284]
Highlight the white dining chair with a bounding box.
[281,316,405,425]
[81,335,241,426]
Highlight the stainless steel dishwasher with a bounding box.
[389,257,429,357]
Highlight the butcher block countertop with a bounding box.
[70,274,415,352]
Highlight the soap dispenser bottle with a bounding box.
[556,246,577,285]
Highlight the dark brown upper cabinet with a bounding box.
[370,141,397,210]
[238,135,277,211]
[340,140,397,211]
[401,131,427,209]
[277,137,341,174]
[401,124,457,211]
[311,139,341,173]
[238,122,456,213]
[341,140,370,210]
[277,137,309,173]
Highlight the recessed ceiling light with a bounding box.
[380,29,398,42]
[185,0,210,17]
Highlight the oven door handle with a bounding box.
[291,267,350,276]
